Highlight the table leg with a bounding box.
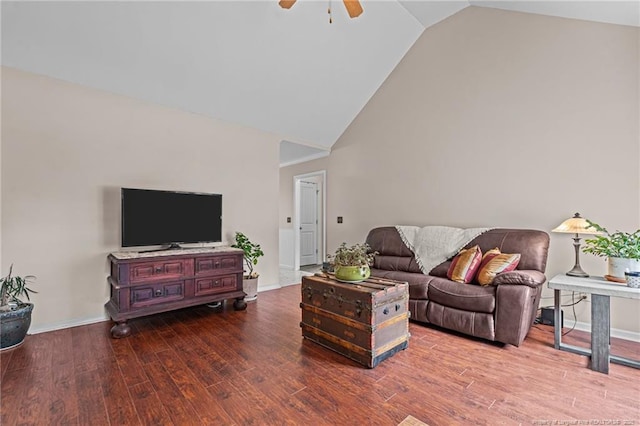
[590,294,610,374]
[553,289,561,349]
[110,321,131,338]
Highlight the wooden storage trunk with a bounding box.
[300,274,410,368]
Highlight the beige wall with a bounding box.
[2,67,281,332]
[0,69,3,272]
[281,7,640,334]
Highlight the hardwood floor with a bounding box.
[2,284,639,425]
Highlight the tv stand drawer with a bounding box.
[195,274,238,296]
[129,259,191,283]
[130,281,184,308]
[195,256,241,275]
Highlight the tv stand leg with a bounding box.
[233,297,247,311]
[110,321,132,338]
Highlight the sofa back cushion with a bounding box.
[366,227,550,275]
[366,226,414,257]
[465,229,549,273]
[374,255,423,273]
[366,227,421,273]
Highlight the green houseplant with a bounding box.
[328,242,377,283]
[0,265,36,350]
[583,220,640,281]
[231,232,264,301]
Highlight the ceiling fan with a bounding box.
[279,0,364,23]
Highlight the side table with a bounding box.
[548,274,640,374]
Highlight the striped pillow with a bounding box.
[476,248,521,286]
[447,245,482,283]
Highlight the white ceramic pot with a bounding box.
[607,257,640,280]
[243,276,258,302]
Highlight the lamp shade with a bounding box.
[552,213,600,235]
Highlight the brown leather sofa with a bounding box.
[365,227,550,346]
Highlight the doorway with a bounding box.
[293,171,326,271]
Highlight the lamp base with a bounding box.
[566,234,589,278]
[566,266,589,278]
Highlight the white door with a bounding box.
[299,181,318,266]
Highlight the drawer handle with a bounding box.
[383,307,389,315]
[155,267,163,273]
[155,289,163,297]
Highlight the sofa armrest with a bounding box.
[492,270,546,288]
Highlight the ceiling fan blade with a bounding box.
[343,0,363,18]
[279,0,297,9]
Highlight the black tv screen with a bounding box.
[121,188,222,248]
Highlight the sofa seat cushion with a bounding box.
[370,268,434,299]
[428,278,496,313]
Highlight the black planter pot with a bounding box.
[0,303,33,350]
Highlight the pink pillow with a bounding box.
[447,245,483,284]
[475,248,521,286]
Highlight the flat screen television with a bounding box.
[121,188,222,249]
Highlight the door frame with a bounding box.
[293,170,326,271]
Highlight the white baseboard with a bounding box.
[27,287,285,334]
[571,320,640,343]
[258,284,282,292]
[28,301,640,344]
[29,314,109,335]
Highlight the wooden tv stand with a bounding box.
[105,247,246,338]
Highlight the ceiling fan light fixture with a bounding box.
[278,0,296,9]
[343,0,363,18]
[279,0,363,22]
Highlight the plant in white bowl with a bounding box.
[231,232,264,301]
[583,221,640,282]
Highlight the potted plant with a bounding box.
[0,265,36,350]
[583,220,640,281]
[231,232,264,301]
[328,242,377,283]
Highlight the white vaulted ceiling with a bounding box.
[2,1,638,165]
